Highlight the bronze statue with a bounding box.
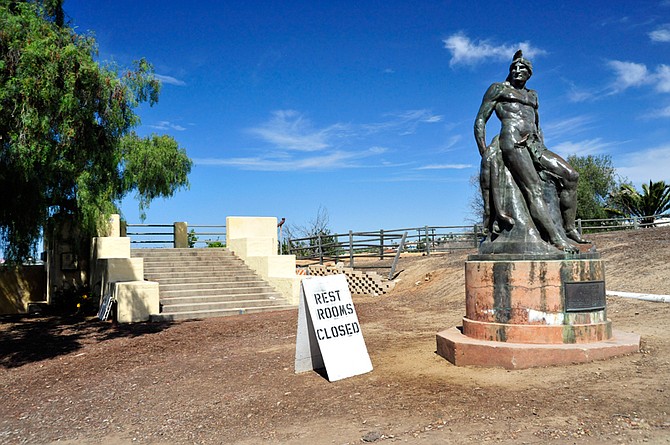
[474,50,589,254]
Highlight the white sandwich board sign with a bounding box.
[294,274,373,381]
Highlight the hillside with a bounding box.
[1,226,669,445]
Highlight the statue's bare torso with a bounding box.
[474,56,588,251]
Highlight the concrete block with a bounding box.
[106,214,121,237]
[266,255,298,278]
[114,281,159,323]
[224,217,304,305]
[174,222,188,248]
[103,258,144,282]
[91,237,131,259]
[92,258,144,298]
[245,255,297,280]
[267,276,303,305]
[227,216,277,241]
[228,237,276,259]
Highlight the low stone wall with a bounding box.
[0,265,46,314]
[306,264,395,296]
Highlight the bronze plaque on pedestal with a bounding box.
[564,281,606,312]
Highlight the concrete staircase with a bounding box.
[131,248,295,321]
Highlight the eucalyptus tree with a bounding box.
[0,1,192,261]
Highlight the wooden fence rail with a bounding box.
[578,213,670,233]
[286,224,483,268]
[122,213,669,257]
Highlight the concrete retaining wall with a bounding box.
[307,264,395,296]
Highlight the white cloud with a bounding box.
[644,104,670,119]
[155,74,186,86]
[148,121,187,131]
[656,65,670,93]
[353,174,470,184]
[552,138,619,157]
[641,105,670,119]
[616,144,670,183]
[567,88,595,103]
[193,147,386,171]
[440,135,462,152]
[207,109,443,172]
[542,115,596,139]
[561,79,601,103]
[361,109,443,136]
[248,110,347,152]
[649,24,670,42]
[607,60,651,92]
[606,61,670,94]
[442,32,547,67]
[416,164,472,170]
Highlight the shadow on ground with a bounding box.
[0,315,175,368]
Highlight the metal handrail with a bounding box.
[123,222,226,248]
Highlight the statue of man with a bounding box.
[474,50,588,251]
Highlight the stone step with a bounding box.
[161,292,282,305]
[132,248,234,258]
[150,305,295,322]
[161,296,286,313]
[146,272,257,279]
[144,270,258,279]
[141,260,244,267]
[131,247,294,321]
[138,253,239,260]
[137,253,236,259]
[160,286,278,298]
[145,265,251,271]
[156,280,270,290]
[145,273,258,282]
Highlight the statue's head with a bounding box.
[507,50,533,84]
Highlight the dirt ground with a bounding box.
[1,227,670,445]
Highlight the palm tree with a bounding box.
[609,180,670,226]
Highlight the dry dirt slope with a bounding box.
[0,226,669,445]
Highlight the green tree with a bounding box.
[0,1,192,261]
[567,154,620,220]
[609,180,670,226]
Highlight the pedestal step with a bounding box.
[437,327,640,370]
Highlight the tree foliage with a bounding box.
[609,180,670,226]
[0,1,192,261]
[567,154,620,220]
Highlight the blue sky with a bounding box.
[64,0,670,234]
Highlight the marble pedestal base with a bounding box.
[436,327,640,369]
[437,254,640,368]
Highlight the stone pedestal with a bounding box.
[437,253,640,369]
